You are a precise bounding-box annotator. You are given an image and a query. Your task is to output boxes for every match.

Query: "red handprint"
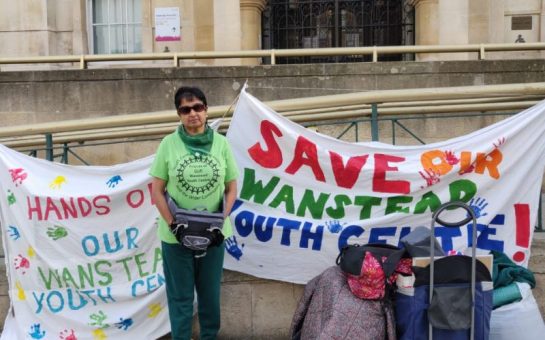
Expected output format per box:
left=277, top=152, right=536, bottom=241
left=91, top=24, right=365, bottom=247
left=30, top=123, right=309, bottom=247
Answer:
left=493, top=137, right=506, bottom=149
left=14, top=255, right=30, bottom=275
left=459, top=163, right=475, bottom=175
left=419, top=168, right=441, bottom=188
left=9, top=168, right=28, bottom=186
left=444, top=151, right=459, bottom=165
left=60, top=329, right=77, bottom=340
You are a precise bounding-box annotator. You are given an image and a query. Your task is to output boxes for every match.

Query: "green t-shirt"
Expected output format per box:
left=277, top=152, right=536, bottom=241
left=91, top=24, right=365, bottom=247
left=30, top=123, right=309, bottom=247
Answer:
left=149, top=129, right=239, bottom=243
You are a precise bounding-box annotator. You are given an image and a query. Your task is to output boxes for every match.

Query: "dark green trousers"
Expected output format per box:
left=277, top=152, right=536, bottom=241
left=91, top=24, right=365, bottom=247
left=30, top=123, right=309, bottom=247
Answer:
left=162, top=241, right=225, bottom=340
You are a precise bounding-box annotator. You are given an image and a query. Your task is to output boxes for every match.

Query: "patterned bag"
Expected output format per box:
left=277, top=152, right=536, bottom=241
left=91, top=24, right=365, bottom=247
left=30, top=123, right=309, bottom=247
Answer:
left=336, top=243, right=411, bottom=299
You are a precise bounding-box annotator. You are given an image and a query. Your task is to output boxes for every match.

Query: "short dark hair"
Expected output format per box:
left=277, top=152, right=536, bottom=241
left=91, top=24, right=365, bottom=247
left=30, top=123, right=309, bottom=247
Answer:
left=174, top=86, right=208, bottom=109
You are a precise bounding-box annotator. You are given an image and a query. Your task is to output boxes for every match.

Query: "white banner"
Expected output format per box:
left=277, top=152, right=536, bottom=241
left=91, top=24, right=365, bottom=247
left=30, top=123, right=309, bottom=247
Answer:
left=224, top=89, right=545, bottom=284
left=0, top=151, right=169, bottom=339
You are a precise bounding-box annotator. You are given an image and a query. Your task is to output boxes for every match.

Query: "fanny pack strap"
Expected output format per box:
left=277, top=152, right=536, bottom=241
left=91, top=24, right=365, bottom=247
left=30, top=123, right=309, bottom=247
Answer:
left=164, top=192, right=224, bottom=218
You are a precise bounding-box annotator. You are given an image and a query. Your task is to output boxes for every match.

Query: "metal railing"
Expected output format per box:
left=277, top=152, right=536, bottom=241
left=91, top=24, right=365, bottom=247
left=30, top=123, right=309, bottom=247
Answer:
left=2, top=43, right=545, bottom=70
left=0, top=82, right=543, bottom=230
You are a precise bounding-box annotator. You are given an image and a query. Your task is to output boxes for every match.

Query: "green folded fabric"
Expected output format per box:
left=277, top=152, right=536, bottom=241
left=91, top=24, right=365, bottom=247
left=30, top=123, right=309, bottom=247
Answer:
left=491, top=250, right=536, bottom=289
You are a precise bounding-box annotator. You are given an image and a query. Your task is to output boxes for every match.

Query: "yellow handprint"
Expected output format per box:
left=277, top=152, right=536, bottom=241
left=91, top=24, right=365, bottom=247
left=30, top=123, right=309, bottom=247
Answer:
left=15, top=281, right=25, bottom=300
left=92, top=329, right=107, bottom=340
left=147, top=303, right=163, bottom=318
left=49, top=176, right=67, bottom=189
left=27, top=246, right=35, bottom=258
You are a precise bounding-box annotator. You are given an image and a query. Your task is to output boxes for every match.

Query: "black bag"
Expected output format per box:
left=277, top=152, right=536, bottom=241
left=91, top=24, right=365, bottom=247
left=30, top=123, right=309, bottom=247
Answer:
left=165, top=192, right=224, bottom=254
left=336, top=243, right=406, bottom=277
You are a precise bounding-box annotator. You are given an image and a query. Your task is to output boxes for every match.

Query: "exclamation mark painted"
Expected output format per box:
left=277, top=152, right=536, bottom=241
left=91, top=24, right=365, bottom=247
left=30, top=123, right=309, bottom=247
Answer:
left=513, top=203, right=530, bottom=262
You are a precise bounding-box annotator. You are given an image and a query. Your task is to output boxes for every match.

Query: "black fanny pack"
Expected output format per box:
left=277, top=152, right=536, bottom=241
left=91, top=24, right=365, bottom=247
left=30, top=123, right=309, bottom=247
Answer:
left=165, top=193, right=225, bottom=254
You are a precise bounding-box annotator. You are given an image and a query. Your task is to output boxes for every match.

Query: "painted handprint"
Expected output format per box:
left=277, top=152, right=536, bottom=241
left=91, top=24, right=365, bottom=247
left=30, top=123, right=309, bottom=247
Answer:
left=106, top=175, right=123, bottom=188
left=8, top=225, right=20, bottom=240
left=47, top=225, right=68, bottom=240
left=493, top=137, right=506, bottom=149
left=14, top=254, right=30, bottom=274
left=7, top=190, right=16, bottom=205
left=60, top=329, right=77, bottom=340
left=9, top=168, right=28, bottom=186
left=468, top=197, right=489, bottom=219
left=28, top=246, right=36, bottom=258
left=325, top=220, right=344, bottom=233
left=459, top=163, right=475, bottom=175
left=15, top=281, right=26, bottom=300
left=147, top=303, right=163, bottom=318
left=89, top=310, right=109, bottom=329
left=114, top=317, right=133, bottom=331
left=419, top=168, right=440, bottom=188
left=92, top=329, right=107, bottom=340
left=444, top=151, right=459, bottom=165
left=28, top=323, right=46, bottom=339
left=49, top=175, right=67, bottom=189
left=225, top=236, right=244, bottom=261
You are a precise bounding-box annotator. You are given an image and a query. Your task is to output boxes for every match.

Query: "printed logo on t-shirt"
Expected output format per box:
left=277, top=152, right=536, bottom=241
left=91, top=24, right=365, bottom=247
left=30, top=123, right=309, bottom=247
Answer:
left=175, top=152, right=221, bottom=199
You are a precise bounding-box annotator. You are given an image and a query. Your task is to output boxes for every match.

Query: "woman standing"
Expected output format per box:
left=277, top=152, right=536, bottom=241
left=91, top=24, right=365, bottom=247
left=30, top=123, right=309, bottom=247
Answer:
left=149, top=86, right=239, bottom=339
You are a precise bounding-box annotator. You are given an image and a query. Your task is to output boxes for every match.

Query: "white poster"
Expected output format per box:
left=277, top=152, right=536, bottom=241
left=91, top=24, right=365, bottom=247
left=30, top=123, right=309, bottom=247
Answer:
left=155, top=7, right=180, bottom=42
left=0, top=152, right=170, bottom=339
left=224, top=89, right=545, bottom=284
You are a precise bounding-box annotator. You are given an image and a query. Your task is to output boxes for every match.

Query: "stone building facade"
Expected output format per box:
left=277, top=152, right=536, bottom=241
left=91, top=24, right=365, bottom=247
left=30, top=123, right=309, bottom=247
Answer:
left=1, top=0, right=545, bottom=66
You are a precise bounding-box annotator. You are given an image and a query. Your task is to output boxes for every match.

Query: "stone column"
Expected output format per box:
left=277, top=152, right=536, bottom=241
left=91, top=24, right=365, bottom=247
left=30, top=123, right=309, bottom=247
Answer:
left=411, top=0, right=439, bottom=61
left=72, top=0, right=89, bottom=55
left=540, top=0, right=545, bottom=58
left=240, top=0, right=267, bottom=65
left=438, top=0, right=469, bottom=60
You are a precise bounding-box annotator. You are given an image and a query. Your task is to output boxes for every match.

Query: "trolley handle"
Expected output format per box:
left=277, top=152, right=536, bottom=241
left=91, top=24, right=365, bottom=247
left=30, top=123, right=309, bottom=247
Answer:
left=432, top=201, right=476, bottom=228
left=428, top=200, right=477, bottom=340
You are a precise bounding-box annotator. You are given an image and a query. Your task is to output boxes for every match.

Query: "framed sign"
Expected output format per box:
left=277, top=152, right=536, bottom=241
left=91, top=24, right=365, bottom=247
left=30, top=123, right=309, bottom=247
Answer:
left=155, top=7, right=181, bottom=41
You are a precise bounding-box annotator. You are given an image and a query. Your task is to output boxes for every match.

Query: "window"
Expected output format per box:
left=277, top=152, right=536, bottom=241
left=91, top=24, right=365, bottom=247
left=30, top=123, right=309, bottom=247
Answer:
left=89, top=0, right=142, bottom=54
left=262, top=0, right=415, bottom=64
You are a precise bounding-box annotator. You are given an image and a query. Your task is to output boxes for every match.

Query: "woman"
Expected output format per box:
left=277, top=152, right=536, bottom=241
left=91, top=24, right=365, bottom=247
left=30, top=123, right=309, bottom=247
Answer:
left=149, top=86, right=239, bottom=339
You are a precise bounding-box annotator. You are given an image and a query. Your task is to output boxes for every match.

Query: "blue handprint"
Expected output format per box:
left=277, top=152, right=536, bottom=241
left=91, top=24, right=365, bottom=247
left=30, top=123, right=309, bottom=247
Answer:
left=114, top=317, right=133, bottom=331
left=325, top=220, right=344, bottom=234
left=468, top=197, right=488, bottom=219
left=8, top=225, right=20, bottom=240
left=28, top=323, right=46, bottom=339
left=225, top=236, right=244, bottom=260
left=106, top=175, right=123, bottom=188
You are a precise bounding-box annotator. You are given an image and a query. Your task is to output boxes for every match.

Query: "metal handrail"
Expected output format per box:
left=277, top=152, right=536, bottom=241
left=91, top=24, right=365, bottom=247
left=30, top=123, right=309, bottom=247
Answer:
left=2, top=43, right=545, bottom=69
left=1, top=82, right=545, bottom=140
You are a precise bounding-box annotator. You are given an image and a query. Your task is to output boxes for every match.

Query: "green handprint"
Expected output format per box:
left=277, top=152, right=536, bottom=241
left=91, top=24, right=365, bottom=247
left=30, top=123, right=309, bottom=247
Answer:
left=89, top=310, right=109, bottom=329
left=47, top=225, right=68, bottom=240
left=7, top=190, right=16, bottom=205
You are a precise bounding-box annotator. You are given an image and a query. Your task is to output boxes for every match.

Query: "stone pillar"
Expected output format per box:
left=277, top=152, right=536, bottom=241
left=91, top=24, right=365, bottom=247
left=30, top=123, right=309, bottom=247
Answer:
left=538, top=0, right=545, bottom=58
left=411, top=0, right=439, bottom=61
left=141, top=0, right=153, bottom=53
left=214, top=0, right=242, bottom=65
left=240, top=0, right=267, bottom=65
left=438, top=0, right=469, bottom=60
left=412, top=0, right=471, bottom=61
left=72, top=0, right=89, bottom=55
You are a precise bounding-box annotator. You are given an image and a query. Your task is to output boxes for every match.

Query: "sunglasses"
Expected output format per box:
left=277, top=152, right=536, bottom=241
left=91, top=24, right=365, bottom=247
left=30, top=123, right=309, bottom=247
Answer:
left=177, top=103, right=206, bottom=115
